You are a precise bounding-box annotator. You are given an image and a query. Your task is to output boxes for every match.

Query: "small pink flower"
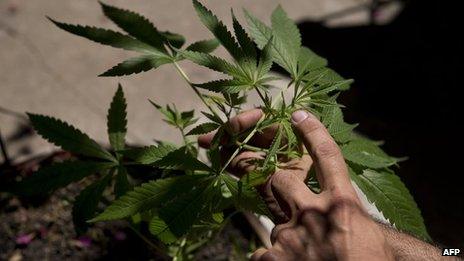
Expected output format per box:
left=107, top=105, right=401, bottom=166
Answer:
left=77, top=236, right=92, bottom=247
left=15, top=233, right=34, bottom=245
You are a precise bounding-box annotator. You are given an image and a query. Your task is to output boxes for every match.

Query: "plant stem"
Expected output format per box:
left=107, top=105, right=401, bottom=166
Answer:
left=0, top=130, right=10, bottom=166
left=172, top=62, right=222, bottom=123
left=179, top=128, right=195, bottom=154
left=221, top=114, right=265, bottom=173
left=291, top=80, right=302, bottom=107
left=241, top=143, right=267, bottom=152
left=255, top=88, right=268, bottom=108
left=127, top=224, right=168, bottom=257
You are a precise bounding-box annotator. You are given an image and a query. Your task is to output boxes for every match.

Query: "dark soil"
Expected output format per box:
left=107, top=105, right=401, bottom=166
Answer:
left=0, top=153, right=252, bottom=261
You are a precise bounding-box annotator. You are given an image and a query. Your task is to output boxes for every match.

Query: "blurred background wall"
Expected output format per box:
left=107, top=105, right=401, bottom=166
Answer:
left=0, top=0, right=376, bottom=160
left=1, top=0, right=462, bottom=248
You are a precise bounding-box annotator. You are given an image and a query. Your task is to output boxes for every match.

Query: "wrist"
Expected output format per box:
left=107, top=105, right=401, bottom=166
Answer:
left=376, top=222, right=447, bottom=261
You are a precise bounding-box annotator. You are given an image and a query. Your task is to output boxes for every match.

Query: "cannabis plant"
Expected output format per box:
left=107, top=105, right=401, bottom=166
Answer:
left=15, top=0, right=430, bottom=257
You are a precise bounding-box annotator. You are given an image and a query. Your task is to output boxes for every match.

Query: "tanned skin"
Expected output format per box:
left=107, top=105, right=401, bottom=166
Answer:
left=199, top=109, right=452, bottom=261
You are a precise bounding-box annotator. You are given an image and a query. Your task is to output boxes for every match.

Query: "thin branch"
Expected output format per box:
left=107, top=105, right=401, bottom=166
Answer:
left=127, top=224, right=169, bottom=258
left=221, top=114, right=265, bottom=173
left=0, top=130, right=10, bottom=166
left=172, top=62, right=223, bottom=123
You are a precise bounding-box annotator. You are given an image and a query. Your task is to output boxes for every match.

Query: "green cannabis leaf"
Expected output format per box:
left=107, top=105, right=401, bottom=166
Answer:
left=114, top=166, right=132, bottom=198
left=50, top=2, right=219, bottom=77
left=91, top=175, right=208, bottom=222
left=48, top=18, right=164, bottom=55
left=187, top=122, right=220, bottom=135
left=152, top=146, right=212, bottom=172
left=23, top=0, right=430, bottom=254
left=122, top=143, right=177, bottom=164
left=245, top=6, right=300, bottom=77
left=342, top=139, right=399, bottom=169
left=100, top=55, right=172, bottom=77
left=193, top=0, right=243, bottom=62
left=151, top=178, right=216, bottom=240
left=72, top=174, right=112, bottom=234
left=222, top=174, right=270, bottom=216
left=99, top=2, right=168, bottom=51
left=14, top=161, right=114, bottom=195
left=27, top=113, right=115, bottom=162
left=350, top=168, right=430, bottom=241
left=107, top=84, right=127, bottom=151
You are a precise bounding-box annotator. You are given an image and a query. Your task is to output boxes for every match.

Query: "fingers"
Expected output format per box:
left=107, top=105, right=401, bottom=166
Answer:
left=198, top=109, right=263, bottom=149
left=251, top=248, right=282, bottom=261
left=228, top=150, right=264, bottom=176
left=227, top=108, right=263, bottom=133
left=291, top=110, right=352, bottom=192
left=300, top=208, right=328, bottom=243
left=198, top=132, right=215, bottom=149
left=281, top=155, right=313, bottom=181
left=271, top=169, right=321, bottom=214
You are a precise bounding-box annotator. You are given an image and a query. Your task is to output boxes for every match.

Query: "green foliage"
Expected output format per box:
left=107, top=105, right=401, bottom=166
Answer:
left=152, top=146, right=212, bottom=172
left=47, top=17, right=164, bottom=57
left=100, top=55, right=172, bottom=77
left=245, top=6, right=300, bottom=77
left=186, top=39, right=220, bottom=53
left=342, top=139, right=399, bottom=169
left=186, top=122, right=220, bottom=135
left=150, top=100, right=198, bottom=129
left=22, top=0, right=430, bottom=256
left=14, top=161, right=114, bottom=196
left=107, top=84, right=127, bottom=151
left=49, top=2, right=219, bottom=77
left=99, top=2, right=167, bottom=51
left=221, top=174, right=270, bottom=216
left=350, top=169, right=430, bottom=241
left=321, top=105, right=358, bottom=143
left=114, top=166, right=132, bottom=198
left=123, top=143, right=177, bottom=164
left=21, top=86, right=135, bottom=234
left=73, top=174, right=112, bottom=234
left=193, top=0, right=242, bottom=61
left=27, top=113, right=115, bottom=162
left=150, top=178, right=215, bottom=239
left=91, top=175, right=209, bottom=222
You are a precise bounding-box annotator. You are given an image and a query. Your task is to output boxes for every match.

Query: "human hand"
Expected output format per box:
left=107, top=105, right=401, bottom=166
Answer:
left=199, top=109, right=394, bottom=260
left=198, top=108, right=313, bottom=222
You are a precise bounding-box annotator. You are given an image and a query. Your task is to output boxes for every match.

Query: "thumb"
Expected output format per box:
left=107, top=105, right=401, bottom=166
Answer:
left=291, top=110, right=352, bottom=192
left=291, top=110, right=327, bottom=153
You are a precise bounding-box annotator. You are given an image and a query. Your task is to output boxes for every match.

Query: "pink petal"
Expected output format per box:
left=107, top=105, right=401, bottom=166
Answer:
left=77, top=236, right=92, bottom=247
left=15, top=233, right=34, bottom=245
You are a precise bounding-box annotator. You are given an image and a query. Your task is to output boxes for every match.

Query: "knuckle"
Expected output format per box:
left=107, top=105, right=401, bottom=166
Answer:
left=271, top=171, right=304, bottom=193
left=228, top=117, right=242, bottom=133
left=275, top=228, right=297, bottom=243
left=300, top=208, right=324, bottom=224
left=313, top=141, right=341, bottom=160
left=270, top=224, right=285, bottom=243
left=271, top=171, right=294, bottom=187
left=330, top=196, right=358, bottom=213
left=261, top=251, right=279, bottom=261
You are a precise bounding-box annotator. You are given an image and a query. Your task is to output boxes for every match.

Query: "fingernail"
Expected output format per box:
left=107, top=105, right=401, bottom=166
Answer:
left=291, top=110, right=310, bottom=123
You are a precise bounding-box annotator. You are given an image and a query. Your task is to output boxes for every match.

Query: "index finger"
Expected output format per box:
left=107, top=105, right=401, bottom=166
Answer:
left=198, top=108, right=264, bottom=148
left=291, top=110, right=352, bottom=192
